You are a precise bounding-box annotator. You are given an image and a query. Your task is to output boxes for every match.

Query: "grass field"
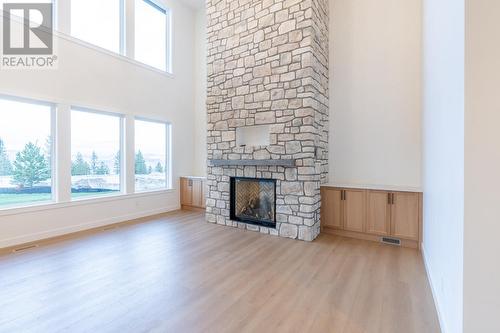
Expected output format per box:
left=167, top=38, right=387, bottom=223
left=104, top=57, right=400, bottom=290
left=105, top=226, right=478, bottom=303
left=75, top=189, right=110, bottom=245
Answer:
left=0, top=191, right=118, bottom=208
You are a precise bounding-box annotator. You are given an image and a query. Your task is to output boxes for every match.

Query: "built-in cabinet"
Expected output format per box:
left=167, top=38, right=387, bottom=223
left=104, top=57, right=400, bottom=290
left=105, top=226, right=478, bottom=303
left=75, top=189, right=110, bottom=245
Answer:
left=180, top=177, right=206, bottom=211
left=321, top=186, right=422, bottom=248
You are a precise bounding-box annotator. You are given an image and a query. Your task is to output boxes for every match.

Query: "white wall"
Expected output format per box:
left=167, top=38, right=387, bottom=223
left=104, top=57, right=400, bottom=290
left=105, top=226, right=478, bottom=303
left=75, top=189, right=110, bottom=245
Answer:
left=422, top=0, right=464, bottom=332
left=464, top=0, right=500, bottom=331
left=192, top=8, right=207, bottom=176
left=329, top=0, right=422, bottom=188
left=0, top=0, right=197, bottom=248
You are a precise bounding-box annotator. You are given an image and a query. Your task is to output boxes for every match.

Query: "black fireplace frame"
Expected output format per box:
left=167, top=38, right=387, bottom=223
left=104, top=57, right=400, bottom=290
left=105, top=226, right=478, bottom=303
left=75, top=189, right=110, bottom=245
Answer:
left=230, top=177, right=277, bottom=228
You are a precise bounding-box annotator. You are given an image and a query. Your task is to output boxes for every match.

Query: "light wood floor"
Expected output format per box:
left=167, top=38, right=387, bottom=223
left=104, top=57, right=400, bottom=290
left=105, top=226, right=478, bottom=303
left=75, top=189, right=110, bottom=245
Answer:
left=0, top=210, right=440, bottom=333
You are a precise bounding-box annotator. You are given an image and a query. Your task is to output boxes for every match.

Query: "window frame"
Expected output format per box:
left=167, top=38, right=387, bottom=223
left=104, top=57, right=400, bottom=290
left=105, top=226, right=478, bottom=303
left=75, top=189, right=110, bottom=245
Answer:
left=134, top=0, right=171, bottom=72
left=69, top=0, right=126, bottom=55
left=0, top=94, right=56, bottom=209
left=70, top=106, right=125, bottom=201
left=134, top=116, right=171, bottom=192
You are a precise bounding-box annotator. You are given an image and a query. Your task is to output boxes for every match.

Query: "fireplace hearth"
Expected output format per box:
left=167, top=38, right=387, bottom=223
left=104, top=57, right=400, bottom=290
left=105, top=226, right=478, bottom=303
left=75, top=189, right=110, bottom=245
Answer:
left=230, top=177, right=276, bottom=228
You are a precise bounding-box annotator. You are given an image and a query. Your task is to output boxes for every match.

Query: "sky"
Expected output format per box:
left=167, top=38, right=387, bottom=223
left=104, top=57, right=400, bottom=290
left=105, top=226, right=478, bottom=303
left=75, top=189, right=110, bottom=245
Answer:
left=71, top=0, right=121, bottom=53
left=0, top=98, right=51, bottom=159
left=71, top=109, right=120, bottom=162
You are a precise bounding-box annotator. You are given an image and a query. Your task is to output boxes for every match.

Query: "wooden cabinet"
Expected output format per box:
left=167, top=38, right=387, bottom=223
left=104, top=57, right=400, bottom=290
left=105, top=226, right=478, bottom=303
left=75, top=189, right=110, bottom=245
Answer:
left=180, top=177, right=206, bottom=210
left=321, top=186, right=422, bottom=249
left=367, top=191, right=391, bottom=236
left=391, top=192, right=419, bottom=241
left=321, top=188, right=343, bottom=229
left=321, top=189, right=366, bottom=232
left=181, top=178, right=193, bottom=206
left=343, top=189, right=366, bottom=232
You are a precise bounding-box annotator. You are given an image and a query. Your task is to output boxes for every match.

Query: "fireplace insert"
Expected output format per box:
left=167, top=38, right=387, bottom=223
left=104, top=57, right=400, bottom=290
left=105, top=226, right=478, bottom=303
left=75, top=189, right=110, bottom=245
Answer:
left=230, top=177, right=276, bottom=228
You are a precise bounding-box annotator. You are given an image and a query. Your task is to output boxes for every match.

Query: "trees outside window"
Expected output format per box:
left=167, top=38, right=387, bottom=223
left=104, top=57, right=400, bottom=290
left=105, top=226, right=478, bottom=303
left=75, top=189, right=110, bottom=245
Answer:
left=12, top=143, right=50, bottom=188
left=0, top=139, right=13, bottom=176
left=71, top=109, right=122, bottom=199
left=0, top=98, right=53, bottom=208
left=135, top=119, right=168, bottom=192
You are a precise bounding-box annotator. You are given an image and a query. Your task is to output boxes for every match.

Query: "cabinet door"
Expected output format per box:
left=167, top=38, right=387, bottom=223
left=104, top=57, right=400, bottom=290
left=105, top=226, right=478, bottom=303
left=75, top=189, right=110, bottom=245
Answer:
left=343, top=189, right=366, bottom=232
left=321, top=188, right=343, bottom=229
left=192, top=179, right=203, bottom=207
left=391, top=192, right=419, bottom=240
left=366, top=191, right=391, bottom=236
left=181, top=178, right=193, bottom=206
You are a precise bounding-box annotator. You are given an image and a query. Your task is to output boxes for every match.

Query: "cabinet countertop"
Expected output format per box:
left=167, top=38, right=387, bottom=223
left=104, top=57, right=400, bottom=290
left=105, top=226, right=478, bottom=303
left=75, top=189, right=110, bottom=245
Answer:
left=321, top=183, right=422, bottom=193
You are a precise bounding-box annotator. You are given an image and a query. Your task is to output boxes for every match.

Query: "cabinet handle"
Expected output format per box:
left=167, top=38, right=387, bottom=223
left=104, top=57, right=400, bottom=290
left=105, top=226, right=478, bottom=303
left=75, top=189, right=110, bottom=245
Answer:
left=392, top=193, right=395, bottom=205
left=343, top=190, right=347, bottom=201
left=388, top=193, right=392, bottom=205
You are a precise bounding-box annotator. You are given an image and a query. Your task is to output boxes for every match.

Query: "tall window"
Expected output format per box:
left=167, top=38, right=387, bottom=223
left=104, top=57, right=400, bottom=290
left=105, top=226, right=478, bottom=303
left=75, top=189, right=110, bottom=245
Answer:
left=71, top=0, right=123, bottom=53
left=0, top=97, right=53, bottom=208
left=135, top=119, right=168, bottom=192
left=135, top=0, right=168, bottom=71
left=71, top=109, right=122, bottom=199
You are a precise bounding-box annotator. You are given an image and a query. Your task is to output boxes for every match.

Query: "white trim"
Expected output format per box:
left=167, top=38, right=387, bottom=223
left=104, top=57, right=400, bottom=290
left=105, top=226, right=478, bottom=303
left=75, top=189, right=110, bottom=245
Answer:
left=0, top=89, right=172, bottom=123
left=421, top=244, right=447, bottom=333
left=49, top=103, right=56, bottom=202
left=0, top=188, right=176, bottom=217
left=0, top=203, right=179, bottom=249
left=71, top=105, right=125, bottom=119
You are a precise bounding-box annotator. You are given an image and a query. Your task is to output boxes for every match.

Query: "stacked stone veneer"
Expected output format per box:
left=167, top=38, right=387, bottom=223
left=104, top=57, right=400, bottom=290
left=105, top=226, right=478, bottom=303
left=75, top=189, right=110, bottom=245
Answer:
left=206, top=0, right=329, bottom=241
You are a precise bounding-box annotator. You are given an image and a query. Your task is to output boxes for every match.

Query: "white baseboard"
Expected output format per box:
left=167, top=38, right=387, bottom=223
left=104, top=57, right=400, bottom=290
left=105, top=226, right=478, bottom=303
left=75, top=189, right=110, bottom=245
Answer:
left=421, top=243, right=447, bottom=333
left=0, top=204, right=179, bottom=249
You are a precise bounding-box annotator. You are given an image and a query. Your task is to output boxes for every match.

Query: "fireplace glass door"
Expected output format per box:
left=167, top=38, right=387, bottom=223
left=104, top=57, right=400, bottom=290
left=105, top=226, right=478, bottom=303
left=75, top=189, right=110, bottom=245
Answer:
left=230, top=177, right=276, bottom=228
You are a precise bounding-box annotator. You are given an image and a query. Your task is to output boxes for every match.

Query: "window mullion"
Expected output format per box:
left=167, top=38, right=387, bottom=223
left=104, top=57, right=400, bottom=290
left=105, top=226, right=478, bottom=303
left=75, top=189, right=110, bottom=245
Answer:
left=124, top=115, right=135, bottom=194
left=125, top=0, right=135, bottom=59
left=55, top=104, right=72, bottom=203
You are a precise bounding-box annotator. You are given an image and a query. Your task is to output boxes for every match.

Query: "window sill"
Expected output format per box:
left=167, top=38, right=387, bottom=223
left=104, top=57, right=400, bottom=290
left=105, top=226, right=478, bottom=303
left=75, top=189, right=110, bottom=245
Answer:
left=54, top=31, right=174, bottom=78
left=0, top=189, right=176, bottom=217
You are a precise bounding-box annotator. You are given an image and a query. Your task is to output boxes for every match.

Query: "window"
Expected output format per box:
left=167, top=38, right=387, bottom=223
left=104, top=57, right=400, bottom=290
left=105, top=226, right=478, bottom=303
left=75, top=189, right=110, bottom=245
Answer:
left=0, top=97, right=53, bottom=208
left=71, top=109, right=122, bottom=199
left=135, top=0, right=169, bottom=71
left=71, top=0, right=123, bottom=53
left=135, top=119, right=169, bottom=192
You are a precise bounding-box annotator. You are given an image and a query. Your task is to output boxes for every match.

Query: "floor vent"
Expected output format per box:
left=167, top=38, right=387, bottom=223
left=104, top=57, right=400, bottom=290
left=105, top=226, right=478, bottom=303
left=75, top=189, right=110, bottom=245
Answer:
left=12, top=244, right=38, bottom=253
left=381, top=237, right=401, bottom=246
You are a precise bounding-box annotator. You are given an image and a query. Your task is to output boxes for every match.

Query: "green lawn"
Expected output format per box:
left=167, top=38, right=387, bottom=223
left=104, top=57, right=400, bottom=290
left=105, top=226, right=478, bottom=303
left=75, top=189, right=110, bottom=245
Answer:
left=0, top=193, right=52, bottom=207
left=0, top=191, right=118, bottom=208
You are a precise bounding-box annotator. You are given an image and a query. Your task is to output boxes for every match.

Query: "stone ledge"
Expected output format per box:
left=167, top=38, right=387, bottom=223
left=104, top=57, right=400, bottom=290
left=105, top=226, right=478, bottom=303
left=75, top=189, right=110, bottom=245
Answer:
left=209, top=159, right=296, bottom=167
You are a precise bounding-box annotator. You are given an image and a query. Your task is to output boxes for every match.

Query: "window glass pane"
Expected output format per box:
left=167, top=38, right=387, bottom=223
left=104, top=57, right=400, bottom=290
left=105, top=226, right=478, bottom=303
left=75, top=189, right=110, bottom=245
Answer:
left=135, top=0, right=167, bottom=71
left=71, top=110, right=121, bottom=199
left=0, top=98, right=53, bottom=208
left=71, top=0, right=121, bottom=53
left=135, top=119, right=167, bottom=192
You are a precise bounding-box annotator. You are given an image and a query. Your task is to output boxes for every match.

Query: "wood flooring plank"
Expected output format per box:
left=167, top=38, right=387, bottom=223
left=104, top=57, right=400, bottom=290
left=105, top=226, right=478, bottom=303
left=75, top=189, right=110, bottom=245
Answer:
left=0, top=210, right=440, bottom=333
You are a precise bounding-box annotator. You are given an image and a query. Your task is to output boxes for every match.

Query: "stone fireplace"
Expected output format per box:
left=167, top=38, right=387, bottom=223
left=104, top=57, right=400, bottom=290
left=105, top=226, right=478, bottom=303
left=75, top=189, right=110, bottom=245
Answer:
left=206, top=0, right=329, bottom=241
